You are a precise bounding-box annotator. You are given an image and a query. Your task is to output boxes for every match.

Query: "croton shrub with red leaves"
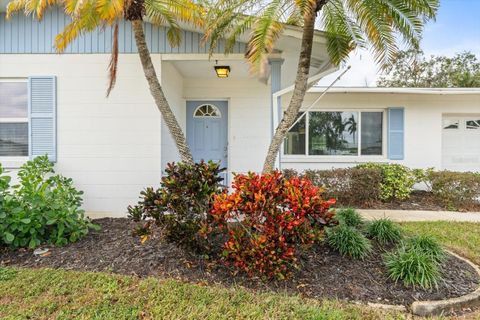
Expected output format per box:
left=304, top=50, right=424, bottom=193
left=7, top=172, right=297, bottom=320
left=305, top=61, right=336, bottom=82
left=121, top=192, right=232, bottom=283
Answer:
left=210, top=171, right=336, bottom=280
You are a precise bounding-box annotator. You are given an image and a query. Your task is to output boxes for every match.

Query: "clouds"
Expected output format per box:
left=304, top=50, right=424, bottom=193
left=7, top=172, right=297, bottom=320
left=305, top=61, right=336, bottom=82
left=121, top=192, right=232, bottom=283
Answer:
left=317, top=0, right=480, bottom=87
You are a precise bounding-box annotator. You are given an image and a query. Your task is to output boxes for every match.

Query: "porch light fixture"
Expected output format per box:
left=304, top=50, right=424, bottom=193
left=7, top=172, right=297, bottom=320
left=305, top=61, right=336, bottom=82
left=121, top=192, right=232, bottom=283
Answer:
left=214, top=61, right=230, bottom=78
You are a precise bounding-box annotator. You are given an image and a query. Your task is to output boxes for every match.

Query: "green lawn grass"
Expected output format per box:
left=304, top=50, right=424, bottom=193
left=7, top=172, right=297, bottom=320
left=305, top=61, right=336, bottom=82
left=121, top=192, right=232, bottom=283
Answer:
left=0, top=221, right=479, bottom=319
left=401, top=221, right=480, bottom=265
left=0, top=267, right=403, bottom=320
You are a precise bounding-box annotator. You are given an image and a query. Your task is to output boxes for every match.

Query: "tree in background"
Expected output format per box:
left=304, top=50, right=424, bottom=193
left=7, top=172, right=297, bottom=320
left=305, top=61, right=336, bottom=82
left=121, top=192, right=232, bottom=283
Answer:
left=7, top=0, right=202, bottom=165
left=378, top=49, right=480, bottom=87
left=204, top=0, right=439, bottom=172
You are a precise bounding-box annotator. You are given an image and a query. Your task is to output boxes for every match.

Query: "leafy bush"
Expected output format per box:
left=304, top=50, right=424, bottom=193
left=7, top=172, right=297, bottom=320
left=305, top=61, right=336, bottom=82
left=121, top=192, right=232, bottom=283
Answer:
left=335, top=208, right=364, bottom=228
left=128, top=161, right=225, bottom=251
left=285, top=167, right=382, bottom=206
left=326, top=224, right=372, bottom=259
left=0, top=156, right=96, bottom=249
left=384, top=245, right=441, bottom=289
left=406, top=235, right=445, bottom=263
left=210, top=171, right=336, bottom=279
left=366, top=219, right=403, bottom=245
left=425, top=171, right=480, bottom=210
left=356, top=163, right=418, bottom=201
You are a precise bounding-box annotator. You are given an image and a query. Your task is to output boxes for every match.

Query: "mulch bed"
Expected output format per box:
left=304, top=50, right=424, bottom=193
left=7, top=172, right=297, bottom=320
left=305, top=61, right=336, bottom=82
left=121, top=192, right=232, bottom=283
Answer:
left=1, top=218, right=479, bottom=309
left=353, top=190, right=480, bottom=212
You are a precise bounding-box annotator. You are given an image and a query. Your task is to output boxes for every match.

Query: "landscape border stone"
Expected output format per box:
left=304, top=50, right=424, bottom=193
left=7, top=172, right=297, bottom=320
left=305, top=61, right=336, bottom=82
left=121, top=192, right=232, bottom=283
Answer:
left=410, top=250, right=480, bottom=317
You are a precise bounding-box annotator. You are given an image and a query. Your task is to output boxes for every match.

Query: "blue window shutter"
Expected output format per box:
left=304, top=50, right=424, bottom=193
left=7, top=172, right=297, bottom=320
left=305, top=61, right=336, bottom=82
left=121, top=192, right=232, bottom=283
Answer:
left=28, top=76, right=57, bottom=162
left=387, top=107, right=404, bottom=160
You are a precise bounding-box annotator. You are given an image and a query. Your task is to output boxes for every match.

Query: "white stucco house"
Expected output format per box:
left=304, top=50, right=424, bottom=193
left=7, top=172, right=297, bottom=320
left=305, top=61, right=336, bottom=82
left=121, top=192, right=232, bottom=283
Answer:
left=1, top=7, right=479, bottom=216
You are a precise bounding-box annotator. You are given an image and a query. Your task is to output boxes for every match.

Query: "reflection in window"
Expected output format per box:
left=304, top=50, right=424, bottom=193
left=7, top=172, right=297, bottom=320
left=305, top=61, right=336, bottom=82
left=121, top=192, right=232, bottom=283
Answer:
left=443, top=119, right=459, bottom=129
left=284, top=114, right=306, bottom=155
left=309, top=112, right=358, bottom=156
left=194, top=104, right=221, bottom=118
left=0, top=81, right=29, bottom=157
left=0, top=123, right=28, bottom=156
left=0, top=82, right=28, bottom=118
left=361, top=112, right=383, bottom=155
left=466, top=120, right=480, bottom=130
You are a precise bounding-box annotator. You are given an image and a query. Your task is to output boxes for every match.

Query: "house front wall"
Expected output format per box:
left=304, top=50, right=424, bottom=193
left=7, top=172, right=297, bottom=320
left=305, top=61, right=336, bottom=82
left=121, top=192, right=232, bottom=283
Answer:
left=281, top=92, right=480, bottom=172
left=0, top=53, right=273, bottom=216
left=0, top=54, right=164, bottom=216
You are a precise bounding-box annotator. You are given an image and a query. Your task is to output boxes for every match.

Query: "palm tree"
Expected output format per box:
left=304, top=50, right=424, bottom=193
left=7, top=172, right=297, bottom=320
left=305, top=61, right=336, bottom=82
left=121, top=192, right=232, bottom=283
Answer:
left=7, top=0, right=202, bottom=165
left=345, top=114, right=357, bottom=144
left=204, top=0, right=439, bottom=172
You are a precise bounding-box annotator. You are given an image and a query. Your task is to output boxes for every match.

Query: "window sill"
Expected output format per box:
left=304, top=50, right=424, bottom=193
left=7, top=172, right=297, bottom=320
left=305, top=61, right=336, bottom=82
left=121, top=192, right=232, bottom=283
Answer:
left=281, top=156, right=388, bottom=164
left=0, top=157, right=29, bottom=169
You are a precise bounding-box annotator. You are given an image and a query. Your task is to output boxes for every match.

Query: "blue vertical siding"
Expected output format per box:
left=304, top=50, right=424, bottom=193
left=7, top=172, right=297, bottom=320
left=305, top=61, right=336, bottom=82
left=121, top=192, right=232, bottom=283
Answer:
left=0, top=7, right=247, bottom=54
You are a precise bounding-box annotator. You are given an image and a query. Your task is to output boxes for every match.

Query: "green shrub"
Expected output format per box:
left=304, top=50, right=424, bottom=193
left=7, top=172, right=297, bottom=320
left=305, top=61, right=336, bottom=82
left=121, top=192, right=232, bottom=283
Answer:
left=425, top=171, right=480, bottom=210
left=128, top=161, right=225, bottom=252
left=357, top=163, right=418, bottom=201
left=366, top=219, right=403, bottom=245
left=384, top=245, right=441, bottom=289
left=335, top=208, right=364, bottom=228
left=289, top=167, right=383, bottom=206
left=406, top=235, right=445, bottom=263
left=0, top=156, right=97, bottom=249
left=326, top=225, right=372, bottom=259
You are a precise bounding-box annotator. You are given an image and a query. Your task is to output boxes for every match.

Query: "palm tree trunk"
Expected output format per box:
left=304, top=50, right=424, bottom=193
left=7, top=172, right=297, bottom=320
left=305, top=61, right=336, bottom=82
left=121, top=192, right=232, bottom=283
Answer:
left=131, top=20, right=194, bottom=165
left=262, top=2, right=323, bottom=172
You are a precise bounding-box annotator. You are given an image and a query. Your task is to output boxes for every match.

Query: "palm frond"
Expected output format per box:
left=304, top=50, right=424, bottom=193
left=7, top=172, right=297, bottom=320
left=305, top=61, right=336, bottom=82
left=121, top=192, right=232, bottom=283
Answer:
left=321, top=0, right=365, bottom=65
left=5, top=0, right=28, bottom=19
left=245, top=0, right=285, bottom=73
left=6, top=0, right=57, bottom=19
left=144, top=0, right=204, bottom=47
left=96, top=0, right=124, bottom=22
left=107, top=23, right=119, bottom=97
left=54, top=1, right=100, bottom=52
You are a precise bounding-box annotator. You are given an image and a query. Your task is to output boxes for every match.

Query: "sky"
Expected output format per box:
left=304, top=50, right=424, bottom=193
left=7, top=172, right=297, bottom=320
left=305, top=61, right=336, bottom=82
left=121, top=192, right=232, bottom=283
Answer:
left=317, top=0, right=480, bottom=87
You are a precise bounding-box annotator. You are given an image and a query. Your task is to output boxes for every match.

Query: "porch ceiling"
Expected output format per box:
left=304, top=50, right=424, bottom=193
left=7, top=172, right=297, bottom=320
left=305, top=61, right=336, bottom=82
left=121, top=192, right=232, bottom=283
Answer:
left=172, top=59, right=253, bottom=79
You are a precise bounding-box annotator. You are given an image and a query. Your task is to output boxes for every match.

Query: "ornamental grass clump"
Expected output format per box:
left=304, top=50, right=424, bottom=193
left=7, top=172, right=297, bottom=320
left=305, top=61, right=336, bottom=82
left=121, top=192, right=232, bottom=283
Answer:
left=384, top=245, right=441, bottom=289
left=335, top=208, right=364, bottom=228
left=385, top=235, right=445, bottom=289
left=366, top=218, right=403, bottom=245
left=406, top=235, right=445, bottom=263
left=210, top=171, right=336, bottom=280
left=326, top=224, right=372, bottom=259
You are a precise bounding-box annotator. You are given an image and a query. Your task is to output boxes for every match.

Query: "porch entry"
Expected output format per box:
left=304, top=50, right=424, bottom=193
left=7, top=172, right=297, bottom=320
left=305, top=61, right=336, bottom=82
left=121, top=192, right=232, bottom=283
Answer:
left=186, top=100, right=228, bottom=182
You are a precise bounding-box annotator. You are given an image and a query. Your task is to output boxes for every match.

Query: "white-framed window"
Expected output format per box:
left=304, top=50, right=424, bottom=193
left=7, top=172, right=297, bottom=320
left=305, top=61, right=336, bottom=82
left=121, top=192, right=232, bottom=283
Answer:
left=0, top=79, right=29, bottom=158
left=284, top=110, right=385, bottom=157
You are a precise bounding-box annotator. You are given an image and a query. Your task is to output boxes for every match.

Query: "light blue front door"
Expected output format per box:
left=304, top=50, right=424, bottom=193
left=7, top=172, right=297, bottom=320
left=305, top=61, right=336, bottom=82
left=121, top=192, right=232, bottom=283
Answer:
left=186, top=101, right=228, bottom=172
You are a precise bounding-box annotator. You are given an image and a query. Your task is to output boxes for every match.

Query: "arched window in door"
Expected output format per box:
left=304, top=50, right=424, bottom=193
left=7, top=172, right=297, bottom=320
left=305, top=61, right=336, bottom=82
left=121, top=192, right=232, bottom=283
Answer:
left=193, top=104, right=221, bottom=118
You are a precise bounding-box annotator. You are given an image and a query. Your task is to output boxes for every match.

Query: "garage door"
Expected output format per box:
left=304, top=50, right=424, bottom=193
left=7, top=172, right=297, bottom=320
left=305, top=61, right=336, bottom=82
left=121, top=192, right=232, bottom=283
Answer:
left=442, top=116, right=480, bottom=172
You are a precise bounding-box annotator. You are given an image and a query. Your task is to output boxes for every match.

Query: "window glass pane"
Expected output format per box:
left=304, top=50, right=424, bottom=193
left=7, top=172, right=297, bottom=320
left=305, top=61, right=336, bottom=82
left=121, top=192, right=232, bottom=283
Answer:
left=0, top=82, right=28, bottom=118
left=361, top=112, right=383, bottom=155
left=443, top=119, right=459, bottom=129
left=466, top=119, right=480, bottom=130
left=284, top=114, right=306, bottom=155
left=309, top=112, right=358, bottom=156
left=0, top=123, right=29, bottom=156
